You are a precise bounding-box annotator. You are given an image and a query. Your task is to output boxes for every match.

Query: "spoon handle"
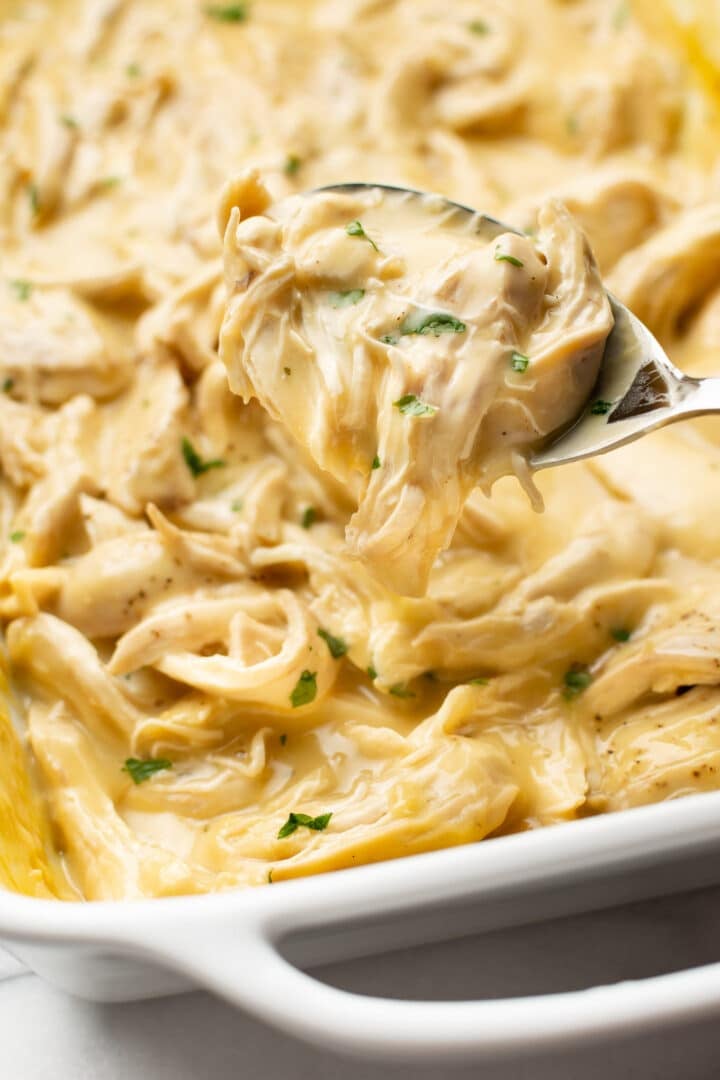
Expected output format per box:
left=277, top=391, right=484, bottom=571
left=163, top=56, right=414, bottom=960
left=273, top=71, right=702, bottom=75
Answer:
left=674, top=376, right=720, bottom=420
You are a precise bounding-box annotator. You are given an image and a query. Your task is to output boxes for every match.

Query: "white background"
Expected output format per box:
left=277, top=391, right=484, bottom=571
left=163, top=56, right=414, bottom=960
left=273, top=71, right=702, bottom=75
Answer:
left=3, top=885, right=720, bottom=1079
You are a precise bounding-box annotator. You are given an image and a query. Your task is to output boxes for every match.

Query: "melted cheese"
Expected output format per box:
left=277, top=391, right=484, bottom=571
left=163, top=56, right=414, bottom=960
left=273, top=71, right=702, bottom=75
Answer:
left=1, top=0, right=720, bottom=900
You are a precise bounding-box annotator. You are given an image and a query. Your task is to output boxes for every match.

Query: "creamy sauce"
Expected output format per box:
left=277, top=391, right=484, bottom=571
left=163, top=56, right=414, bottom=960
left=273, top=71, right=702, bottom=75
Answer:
left=220, top=182, right=612, bottom=594
left=0, top=0, right=720, bottom=900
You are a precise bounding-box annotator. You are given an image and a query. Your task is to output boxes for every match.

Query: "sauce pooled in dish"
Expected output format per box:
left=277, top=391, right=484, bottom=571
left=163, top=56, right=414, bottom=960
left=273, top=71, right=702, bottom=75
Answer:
left=1, top=0, right=720, bottom=901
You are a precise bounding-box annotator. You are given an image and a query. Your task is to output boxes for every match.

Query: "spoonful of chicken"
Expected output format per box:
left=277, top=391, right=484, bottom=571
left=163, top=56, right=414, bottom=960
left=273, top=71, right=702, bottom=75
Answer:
left=318, top=184, right=714, bottom=472
left=218, top=175, right=705, bottom=594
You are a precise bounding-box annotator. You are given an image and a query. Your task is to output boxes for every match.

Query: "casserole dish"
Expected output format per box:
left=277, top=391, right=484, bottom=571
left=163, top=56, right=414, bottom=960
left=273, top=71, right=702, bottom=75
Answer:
left=3, top=0, right=720, bottom=1064
left=4, top=792, right=720, bottom=1064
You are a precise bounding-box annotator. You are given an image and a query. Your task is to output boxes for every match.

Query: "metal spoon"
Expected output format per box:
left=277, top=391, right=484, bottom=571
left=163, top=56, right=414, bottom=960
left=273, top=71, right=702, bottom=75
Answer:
left=316, top=183, right=719, bottom=471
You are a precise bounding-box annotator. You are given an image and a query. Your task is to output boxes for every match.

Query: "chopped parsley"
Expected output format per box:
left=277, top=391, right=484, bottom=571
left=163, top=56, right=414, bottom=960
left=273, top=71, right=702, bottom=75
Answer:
left=590, top=399, right=614, bottom=415
left=510, top=351, right=529, bottom=373
left=277, top=810, right=332, bottom=839
left=230, top=498, right=243, bottom=512
left=9, top=279, right=32, bottom=301
left=267, top=869, right=274, bottom=883
left=99, top=175, right=122, bottom=189
left=328, top=288, right=365, bottom=308
left=122, top=757, right=172, bottom=785
left=367, top=664, right=378, bottom=680
left=290, top=669, right=317, bottom=708
left=318, top=628, right=348, bottom=659
left=346, top=219, right=378, bottom=251
left=399, top=310, right=467, bottom=337
left=181, top=437, right=226, bottom=476
left=389, top=683, right=415, bottom=698
left=2, top=378, right=14, bottom=393
left=205, top=3, right=249, bottom=22
left=126, top=62, right=142, bottom=77
left=9, top=531, right=25, bottom=543
left=468, top=19, right=489, bottom=34
left=563, top=667, right=592, bottom=699
left=284, top=153, right=302, bottom=177
left=279, top=733, right=287, bottom=746
left=494, top=248, right=524, bottom=268
left=380, top=333, right=398, bottom=345
left=468, top=677, right=489, bottom=686
left=394, top=394, right=437, bottom=417
left=611, top=627, right=632, bottom=643
left=59, top=114, right=79, bottom=130
left=371, top=454, right=381, bottom=470
left=565, top=113, right=579, bottom=137
left=301, top=506, right=317, bottom=529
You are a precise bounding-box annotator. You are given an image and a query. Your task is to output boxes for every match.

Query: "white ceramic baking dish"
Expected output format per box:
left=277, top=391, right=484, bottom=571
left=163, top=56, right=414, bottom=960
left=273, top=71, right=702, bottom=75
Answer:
left=3, top=792, right=720, bottom=1063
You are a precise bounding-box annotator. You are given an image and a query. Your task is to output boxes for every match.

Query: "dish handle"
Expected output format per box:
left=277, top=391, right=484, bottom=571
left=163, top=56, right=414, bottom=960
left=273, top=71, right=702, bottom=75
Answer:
left=143, top=905, right=720, bottom=1063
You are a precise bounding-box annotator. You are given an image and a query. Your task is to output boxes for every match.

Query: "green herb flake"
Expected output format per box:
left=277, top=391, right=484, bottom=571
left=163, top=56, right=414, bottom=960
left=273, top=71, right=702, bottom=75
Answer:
left=611, top=627, right=632, bottom=643
left=400, top=310, right=466, bottom=336
left=468, top=19, right=489, bottom=34
left=125, top=62, right=142, bottom=77
left=27, top=183, right=39, bottom=217
left=9, top=531, right=25, bottom=543
left=328, top=288, right=365, bottom=309
left=279, top=733, right=287, bottom=746
left=346, top=220, right=379, bottom=251
left=277, top=810, right=332, bottom=839
left=290, top=669, right=317, bottom=708
left=510, top=350, right=529, bottom=373
left=283, top=153, right=301, bottom=176
left=566, top=113, right=579, bottom=136
left=318, top=628, right=348, bottom=659
left=468, top=677, right=489, bottom=686
left=267, top=868, right=274, bottom=883
left=205, top=3, right=249, bottom=22
left=59, top=114, right=79, bottom=130
left=371, top=454, right=381, bottom=470
left=122, top=757, right=172, bottom=785
left=613, top=1, right=630, bottom=30
left=394, top=394, right=437, bottom=417
left=231, top=498, right=243, bottom=512
left=2, top=378, right=14, bottom=393
left=181, top=437, right=226, bottom=477
left=367, top=664, right=378, bottom=680
left=99, top=175, right=122, bottom=189
left=494, top=248, right=524, bottom=268
left=563, top=667, right=592, bottom=699
left=301, top=506, right=317, bottom=529
left=389, top=683, right=415, bottom=699
left=590, top=399, right=614, bottom=415
left=381, top=333, right=398, bottom=345
left=9, top=279, right=32, bottom=301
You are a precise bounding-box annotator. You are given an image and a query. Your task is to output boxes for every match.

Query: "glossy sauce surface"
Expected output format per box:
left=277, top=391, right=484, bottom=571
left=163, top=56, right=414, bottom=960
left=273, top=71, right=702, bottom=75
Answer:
left=0, top=0, right=720, bottom=899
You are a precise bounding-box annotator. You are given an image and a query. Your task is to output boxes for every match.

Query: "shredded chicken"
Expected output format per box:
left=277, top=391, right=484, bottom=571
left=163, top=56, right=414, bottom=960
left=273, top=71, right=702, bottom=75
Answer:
left=221, top=182, right=612, bottom=594
left=1, top=0, right=720, bottom=900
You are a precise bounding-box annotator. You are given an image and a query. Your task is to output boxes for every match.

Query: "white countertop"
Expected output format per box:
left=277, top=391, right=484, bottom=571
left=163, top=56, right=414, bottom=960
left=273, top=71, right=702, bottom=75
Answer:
left=3, top=886, right=720, bottom=1079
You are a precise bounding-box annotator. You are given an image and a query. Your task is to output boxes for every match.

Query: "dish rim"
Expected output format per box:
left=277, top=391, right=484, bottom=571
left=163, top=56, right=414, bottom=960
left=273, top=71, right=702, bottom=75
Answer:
left=4, top=790, right=720, bottom=1061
